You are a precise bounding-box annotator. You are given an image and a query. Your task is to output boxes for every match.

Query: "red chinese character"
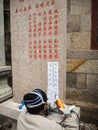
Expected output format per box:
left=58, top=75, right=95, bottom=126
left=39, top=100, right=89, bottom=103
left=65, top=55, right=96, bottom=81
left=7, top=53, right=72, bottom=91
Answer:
left=33, top=24, right=37, bottom=28
left=44, top=50, right=47, bottom=53
left=43, top=45, right=47, bottom=48
left=29, top=16, right=32, bottom=20
left=54, top=54, right=58, bottom=59
left=51, top=0, right=55, bottom=5
left=43, top=32, right=47, bottom=36
left=49, top=49, right=52, bottom=53
left=33, top=28, right=36, bottom=32
left=29, top=50, right=32, bottom=53
left=29, top=28, right=32, bottom=32
left=44, top=40, right=47, bottom=44
left=54, top=20, right=58, bottom=24
left=29, top=55, right=32, bottom=59
left=49, top=44, right=52, bottom=48
left=28, top=21, right=32, bottom=25
left=40, top=2, right=44, bottom=8
left=29, top=14, right=32, bottom=17
left=43, top=11, right=46, bottom=15
left=36, top=4, right=39, bottom=8
left=49, top=10, right=53, bottom=15
left=46, top=2, right=50, bottom=6
left=39, top=50, right=42, bottom=53
left=54, top=15, right=58, bottom=19
left=38, top=28, right=41, bottom=31
left=44, top=54, right=47, bottom=58
left=38, top=45, right=41, bottom=48
left=15, top=9, right=18, bottom=13
left=34, top=40, right=37, bottom=44
left=48, top=26, right=52, bottom=30
left=38, top=12, right=42, bottom=16
left=43, top=16, right=47, bottom=21
left=34, top=55, right=37, bottom=58
left=54, top=25, right=58, bottom=30
left=43, top=22, right=47, bottom=25
left=19, top=0, right=24, bottom=2
left=49, top=16, right=52, bottom=20
left=28, top=5, right=32, bottom=10
left=48, top=21, right=52, bottom=25
left=49, top=54, right=52, bottom=59
left=54, top=44, right=58, bottom=48
left=48, top=31, right=52, bottom=35
left=54, top=9, right=59, bottom=14
left=34, top=50, right=37, bottom=54
left=34, top=33, right=37, bottom=37
left=24, top=7, right=27, bottom=11
left=34, top=16, right=36, bottom=20
left=38, top=22, right=42, bottom=26
left=38, top=33, right=41, bottom=36
left=29, top=34, right=32, bottom=37
left=33, top=13, right=36, bottom=16
left=54, top=49, right=58, bottom=53
left=54, top=39, right=58, bottom=43
left=39, top=40, right=41, bottom=44
left=43, top=27, right=47, bottom=31
left=54, top=30, right=58, bottom=35
left=19, top=8, right=23, bottom=13
left=39, top=54, right=42, bottom=58
left=48, top=39, right=52, bottom=43
left=29, top=25, right=32, bottom=28
left=33, top=20, right=36, bottom=24
left=29, top=41, right=32, bottom=45
left=33, top=45, right=37, bottom=49
left=29, top=46, right=32, bottom=49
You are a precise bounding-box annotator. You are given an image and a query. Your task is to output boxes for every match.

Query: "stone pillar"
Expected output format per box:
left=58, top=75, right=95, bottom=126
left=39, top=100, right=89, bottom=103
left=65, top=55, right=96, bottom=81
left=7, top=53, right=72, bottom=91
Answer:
left=11, top=0, right=67, bottom=103
left=0, top=0, right=12, bottom=102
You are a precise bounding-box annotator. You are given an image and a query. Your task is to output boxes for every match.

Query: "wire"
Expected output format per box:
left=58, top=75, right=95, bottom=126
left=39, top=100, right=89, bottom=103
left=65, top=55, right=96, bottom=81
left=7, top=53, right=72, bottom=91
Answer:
left=59, top=115, right=66, bottom=124
left=80, top=123, right=97, bottom=130
left=71, top=110, right=80, bottom=123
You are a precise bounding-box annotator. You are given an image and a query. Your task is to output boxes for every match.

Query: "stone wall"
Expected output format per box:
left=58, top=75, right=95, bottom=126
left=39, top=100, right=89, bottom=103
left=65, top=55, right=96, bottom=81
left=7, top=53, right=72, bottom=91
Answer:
left=66, top=0, right=98, bottom=125
left=67, top=0, right=91, bottom=50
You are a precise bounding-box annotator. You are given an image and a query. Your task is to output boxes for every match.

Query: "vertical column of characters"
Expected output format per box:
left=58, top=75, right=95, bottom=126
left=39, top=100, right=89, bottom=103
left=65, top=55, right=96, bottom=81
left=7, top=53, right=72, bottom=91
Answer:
left=28, top=14, right=33, bottom=59
left=38, top=40, right=42, bottom=58
left=53, top=9, right=59, bottom=59
left=43, top=10, right=48, bottom=59
left=43, top=39, right=47, bottom=58
left=48, top=9, right=53, bottom=59
left=48, top=39, right=53, bottom=59
left=33, top=13, right=37, bottom=59
left=37, top=11, right=42, bottom=59
left=54, top=38, right=58, bottom=59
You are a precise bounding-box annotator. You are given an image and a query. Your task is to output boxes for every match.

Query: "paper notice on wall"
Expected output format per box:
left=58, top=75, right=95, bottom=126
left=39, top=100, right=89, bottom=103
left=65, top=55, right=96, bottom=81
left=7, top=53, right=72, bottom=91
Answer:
left=47, top=62, right=59, bottom=105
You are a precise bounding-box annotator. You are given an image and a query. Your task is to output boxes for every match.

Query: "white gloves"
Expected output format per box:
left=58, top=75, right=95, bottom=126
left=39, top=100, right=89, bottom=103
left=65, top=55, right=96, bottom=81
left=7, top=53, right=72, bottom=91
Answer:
left=59, top=105, right=75, bottom=115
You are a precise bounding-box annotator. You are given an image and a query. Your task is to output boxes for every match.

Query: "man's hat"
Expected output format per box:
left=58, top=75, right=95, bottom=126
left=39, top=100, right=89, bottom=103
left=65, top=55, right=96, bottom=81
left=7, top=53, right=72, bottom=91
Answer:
left=23, top=89, right=47, bottom=109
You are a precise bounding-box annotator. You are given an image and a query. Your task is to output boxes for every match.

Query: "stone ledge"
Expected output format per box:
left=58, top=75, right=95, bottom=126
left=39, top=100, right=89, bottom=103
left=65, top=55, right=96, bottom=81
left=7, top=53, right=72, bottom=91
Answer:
left=0, top=98, right=22, bottom=120
left=0, top=98, right=80, bottom=121
left=0, top=66, right=11, bottom=72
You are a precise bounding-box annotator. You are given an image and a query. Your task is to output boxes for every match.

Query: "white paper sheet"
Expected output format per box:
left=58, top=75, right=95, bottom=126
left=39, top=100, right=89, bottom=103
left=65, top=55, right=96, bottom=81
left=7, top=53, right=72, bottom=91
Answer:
left=47, top=62, right=59, bottom=105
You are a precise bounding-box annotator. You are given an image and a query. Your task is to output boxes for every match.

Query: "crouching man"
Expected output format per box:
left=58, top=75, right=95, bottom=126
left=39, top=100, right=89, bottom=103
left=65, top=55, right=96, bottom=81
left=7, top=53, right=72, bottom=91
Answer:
left=17, top=89, right=79, bottom=130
